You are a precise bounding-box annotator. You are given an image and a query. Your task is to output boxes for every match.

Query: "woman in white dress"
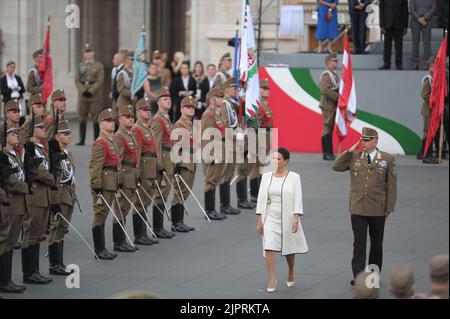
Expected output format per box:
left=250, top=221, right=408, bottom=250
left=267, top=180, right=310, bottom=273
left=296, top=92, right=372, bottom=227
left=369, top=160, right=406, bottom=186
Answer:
left=256, top=148, right=308, bottom=292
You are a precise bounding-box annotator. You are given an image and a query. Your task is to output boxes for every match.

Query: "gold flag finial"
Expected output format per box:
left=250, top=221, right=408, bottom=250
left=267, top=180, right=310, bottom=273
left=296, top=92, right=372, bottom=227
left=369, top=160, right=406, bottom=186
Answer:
left=141, top=25, right=146, bottom=32
left=47, top=15, right=50, bottom=26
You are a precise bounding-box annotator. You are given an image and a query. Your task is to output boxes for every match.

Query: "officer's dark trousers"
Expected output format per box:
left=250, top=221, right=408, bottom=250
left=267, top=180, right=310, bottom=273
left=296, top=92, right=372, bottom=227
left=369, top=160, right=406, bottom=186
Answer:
left=351, top=214, right=385, bottom=278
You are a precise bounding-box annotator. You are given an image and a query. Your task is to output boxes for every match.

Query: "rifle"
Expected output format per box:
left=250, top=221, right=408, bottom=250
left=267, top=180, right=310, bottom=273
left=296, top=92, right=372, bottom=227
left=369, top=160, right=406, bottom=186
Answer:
left=0, top=109, right=19, bottom=198
left=23, top=104, right=36, bottom=194
left=48, top=108, right=66, bottom=177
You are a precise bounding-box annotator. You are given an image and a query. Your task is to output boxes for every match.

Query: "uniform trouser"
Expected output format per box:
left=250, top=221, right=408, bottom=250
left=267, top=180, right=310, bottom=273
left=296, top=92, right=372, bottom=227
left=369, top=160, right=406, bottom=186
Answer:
left=21, top=206, right=49, bottom=249
left=48, top=204, right=74, bottom=245
left=411, top=19, right=432, bottom=64
left=351, top=214, right=385, bottom=278
left=221, top=163, right=236, bottom=185
left=171, top=167, right=196, bottom=206
left=321, top=109, right=336, bottom=137
left=153, top=151, right=174, bottom=204
left=92, top=190, right=116, bottom=228
left=77, top=98, right=101, bottom=123
left=137, top=178, right=155, bottom=211
left=115, top=187, right=137, bottom=224
left=203, top=162, right=225, bottom=192
left=0, top=213, right=23, bottom=255
left=423, top=114, right=430, bottom=139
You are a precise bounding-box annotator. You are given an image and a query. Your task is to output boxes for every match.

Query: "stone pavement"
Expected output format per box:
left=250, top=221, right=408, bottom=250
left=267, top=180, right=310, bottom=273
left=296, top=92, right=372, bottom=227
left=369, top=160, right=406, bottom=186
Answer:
left=2, top=120, right=448, bottom=299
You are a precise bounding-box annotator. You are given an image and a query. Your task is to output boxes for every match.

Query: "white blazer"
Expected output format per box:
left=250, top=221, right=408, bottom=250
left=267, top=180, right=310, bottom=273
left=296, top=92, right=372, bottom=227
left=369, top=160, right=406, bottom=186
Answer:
left=256, top=171, right=309, bottom=256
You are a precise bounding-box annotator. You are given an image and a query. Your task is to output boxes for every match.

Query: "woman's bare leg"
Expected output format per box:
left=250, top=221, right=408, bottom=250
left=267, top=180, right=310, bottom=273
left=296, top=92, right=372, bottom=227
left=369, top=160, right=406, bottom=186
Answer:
left=265, top=250, right=277, bottom=288
left=285, top=254, right=296, bottom=282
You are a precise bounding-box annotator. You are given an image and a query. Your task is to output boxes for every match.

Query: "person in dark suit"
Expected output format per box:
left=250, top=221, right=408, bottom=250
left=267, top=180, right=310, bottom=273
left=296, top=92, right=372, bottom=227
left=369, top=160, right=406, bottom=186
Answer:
left=1, top=61, right=25, bottom=107
left=348, top=0, right=370, bottom=54
left=170, top=62, right=196, bottom=122
left=379, top=0, right=409, bottom=70
left=198, top=64, right=217, bottom=120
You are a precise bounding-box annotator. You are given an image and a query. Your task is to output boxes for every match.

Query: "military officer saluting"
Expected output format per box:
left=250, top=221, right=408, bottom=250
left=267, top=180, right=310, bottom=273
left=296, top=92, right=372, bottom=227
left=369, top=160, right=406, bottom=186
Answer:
left=90, top=108, right=120, bottom=260
left=171, top=96, right=197, bottom=232
left=131, top=98, right=159, bottom=244
left=45, top=89, right=67, bottom=141
left=26, top=49, right=43, bottom=95
left=116, top=52, right=134, bottom=109
left=47, top=120, right=76, bottom=276
left=319, top=53, right=339, bottom=161
left=0, top=125, right=28, bottom=293
left=201, top=87, right=228, bottom=221
left=150, top=87, right=176, bottom=238
left=218, top=78, right=241, bottom=216
left=112, top=105, right=141, bottom=251
left=332, top=127, right=397, bottom=286
left=75, top=43, right=105, bottom=145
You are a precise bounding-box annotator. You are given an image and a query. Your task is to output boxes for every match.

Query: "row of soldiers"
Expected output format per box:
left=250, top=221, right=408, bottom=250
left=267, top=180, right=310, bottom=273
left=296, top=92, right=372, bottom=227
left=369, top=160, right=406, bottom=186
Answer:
left=89, top=75, right=273, bottom=259
left=0, top=89, right=76, bottom=293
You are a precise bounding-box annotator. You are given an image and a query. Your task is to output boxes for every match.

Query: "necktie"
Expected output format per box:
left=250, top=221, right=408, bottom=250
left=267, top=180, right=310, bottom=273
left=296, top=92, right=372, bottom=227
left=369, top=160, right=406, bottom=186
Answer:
left=367, top=154, right=371, bottom=165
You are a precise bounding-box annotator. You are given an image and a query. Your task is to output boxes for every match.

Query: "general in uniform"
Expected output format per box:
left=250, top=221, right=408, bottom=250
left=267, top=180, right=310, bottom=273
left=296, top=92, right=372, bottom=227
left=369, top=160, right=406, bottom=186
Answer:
left=113, top=105, right=141, bottom=252
left=171, top=96, right=197, bottom=232
left=0, top=125, right=28, bottom=293
left=75, top=43, right=105, bottom=145
left=319, top=53, right=339, bottom=161
left=90, top=108, right=119, bottom=260
left=150, top=87, right=176, bottom=238
left=201, top=87, right=227, bottom=220
left=47, top=120, right=76, bottom=276
left=132, top=98, right=159, bottom=245
left=332, top=127, right=397, bottom=285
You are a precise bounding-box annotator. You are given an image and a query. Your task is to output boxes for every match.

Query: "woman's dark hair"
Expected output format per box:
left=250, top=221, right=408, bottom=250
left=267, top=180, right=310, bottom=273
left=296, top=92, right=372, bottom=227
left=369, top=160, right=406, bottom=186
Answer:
left=193, top=61, right=204, bottom=74
left=277, top=147, right=290, bottom=161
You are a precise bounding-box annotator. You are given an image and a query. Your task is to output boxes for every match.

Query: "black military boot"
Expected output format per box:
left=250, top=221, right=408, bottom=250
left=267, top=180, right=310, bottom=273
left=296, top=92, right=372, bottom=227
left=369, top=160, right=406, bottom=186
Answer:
left=93, top=122, right=100, bottom=140
left=178, top=203, right=195, bottom=231
left=76, top=122, right=86, bottom=146
left=33, top=243, right=53, bottom=283
left=423, top=142, right=438, bottom=164
left=113, top=222, right=138, bottom=252
left=327, top=134, right=336, bottom=160
left=417, top=139, right=425, bottom=159
left=237, top=178, right=256, bottom=209
left=220, top=181, right=241, bottom=215
left=249, top=177, right=260, bottom=204
left=322, top=135, right=329, bottom=160
left=0, top=251, right=26, bottom=293
left=22, top=244, right=50, bottom=284
left=205, top=189, right=226, bottom=220
left=92, top=224, right=117, bottom=260
left=141, top=210, right=159, bottom=244
left=172, top=204, right=188, bottom=232
left=133, top=213, right=153, bottom=245
left=153, top=205, right=175, bottom=238
left=48, top=242, right=68, bottom=276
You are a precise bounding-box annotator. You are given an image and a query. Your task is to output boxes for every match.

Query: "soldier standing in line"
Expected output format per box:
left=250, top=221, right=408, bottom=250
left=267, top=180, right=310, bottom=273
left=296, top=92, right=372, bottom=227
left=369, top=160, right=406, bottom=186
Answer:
left=116, top=52, right=134, bottom=109
left=214, top=53, right=232, bottom=88
left=332, top=127, right=397, bottom=286
left=75, top=43, right=105, bottom=145
left=18, top=94, right=46, bottom=147
left=249, top=78, right=274, bottom=203
left=150, top=87, right=176, bottom=238
left=131, top=98, right=159, bottom=244
left=171, top=96, right=197, bottom=232
left=112, top=105, right=141, bottom=251
left=218, top=78, right=241, bottom=215
left=21, top=117, right=58, bottom=285
left=89, top=108, right=120, bottom=260
left=26, top=49, right=43, bottom=96
left=319, top=53, right=339, bottom=161
left=44, top=89, right=67, bottom=142
left=201, top=87, right=228, bottom=221
left=0, top=100, right=21, bottom=145
left=0, top=125, right=28, bottom=293
left=47, top=120, right=76, bottom=276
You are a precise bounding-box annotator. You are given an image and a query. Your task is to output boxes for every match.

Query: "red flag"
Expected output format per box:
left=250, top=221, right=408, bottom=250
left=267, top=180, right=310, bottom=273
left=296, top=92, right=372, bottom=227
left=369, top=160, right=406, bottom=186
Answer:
left=424, top=35, right=447, bottom=158
left=39, top=20, right=53, bottom=106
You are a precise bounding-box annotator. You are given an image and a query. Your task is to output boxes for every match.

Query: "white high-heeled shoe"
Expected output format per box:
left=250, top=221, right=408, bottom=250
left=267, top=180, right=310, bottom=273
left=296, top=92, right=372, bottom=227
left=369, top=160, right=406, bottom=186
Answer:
left=267, top=280, right=277, bottom=293
left=286, top=280, right=295, bottom=288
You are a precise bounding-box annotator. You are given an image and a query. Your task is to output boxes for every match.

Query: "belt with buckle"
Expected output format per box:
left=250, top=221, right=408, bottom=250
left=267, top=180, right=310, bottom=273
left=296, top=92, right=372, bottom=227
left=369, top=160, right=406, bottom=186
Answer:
left=102, top=166, right=117, bottom=171
left=141, top=151, right=157, bottom=158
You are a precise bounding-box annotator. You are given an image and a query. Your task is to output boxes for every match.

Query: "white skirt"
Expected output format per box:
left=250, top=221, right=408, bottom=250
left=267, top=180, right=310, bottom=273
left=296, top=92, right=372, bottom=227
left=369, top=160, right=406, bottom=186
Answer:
left=263, top=206, right=282, bottom=252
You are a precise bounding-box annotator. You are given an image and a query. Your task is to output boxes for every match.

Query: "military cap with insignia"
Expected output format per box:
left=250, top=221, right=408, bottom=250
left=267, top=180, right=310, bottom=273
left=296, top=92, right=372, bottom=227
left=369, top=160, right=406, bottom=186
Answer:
left=181, top=96, right=195, bottom=108
left=152, top=50, right=162, bottom=59
left=84, top=43, right=93, bottom=53
left=156, top=86, right=171, bottom=100
left=353, top=272, right=379, bottom=299
left=33, top=49, right=43, bottom=59
left=389, top=263, right=415, bottom=297
left=4, top=99, right=20, bottom=112
left=136, top=97, right=151, bottom=111
left=361, top=127, right=378, bottom=141
left=430, top=254, right=449, bottom=281
left=51, top=88, right=67, bottom=102
left=6, top=123, right=19, bottom=135
left=125, top=51, right=135, bottom=60
left=33, top=116, right=44, bottom=128
left=221, top=77, right=237, bottom=90
left=260, top=78, right=270, bottom=89
left=98, top=108, right=115, bottom=122
left=206, top=87, right=223, bottom=101
left=325, top=52, right=338, bottom=62
left=57, top=120, right=72, bottom=134
left=29, top=93, right=44, bottom=106
left=219, top=52, right=232, bottom=63
left=118, top=104, right=134, bottom=116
